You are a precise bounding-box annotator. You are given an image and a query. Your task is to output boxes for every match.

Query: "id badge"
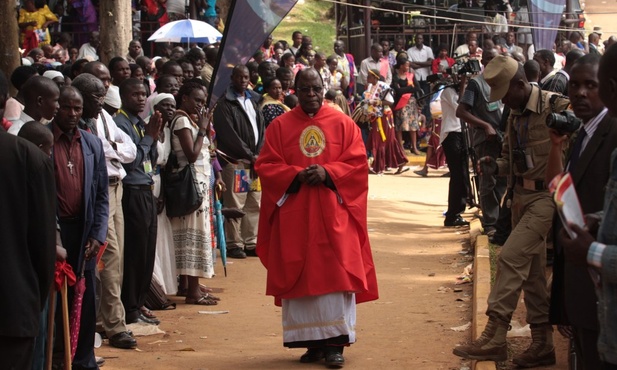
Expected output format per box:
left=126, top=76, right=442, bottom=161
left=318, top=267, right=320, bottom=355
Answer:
left=525, top=154, right=534, bottom=169
left=487, top=101, right=500, bottom=112
left=143, top=160, right=153, bottom=174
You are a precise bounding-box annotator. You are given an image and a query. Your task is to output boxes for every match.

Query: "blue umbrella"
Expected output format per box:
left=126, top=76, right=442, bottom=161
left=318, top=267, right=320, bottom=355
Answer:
left=147, top=19, right=223, bottom=44
left=214, top=190, right=227, bottom=277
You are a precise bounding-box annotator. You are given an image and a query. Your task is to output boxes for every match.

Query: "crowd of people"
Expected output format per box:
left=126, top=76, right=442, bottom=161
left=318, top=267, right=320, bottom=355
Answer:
left=3, top=1, right=617, bottom=370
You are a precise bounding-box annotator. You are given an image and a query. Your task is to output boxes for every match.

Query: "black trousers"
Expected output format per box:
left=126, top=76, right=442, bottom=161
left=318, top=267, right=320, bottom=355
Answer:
left=572, top=326, right=603, bottom=370
left=121, top=187, right=158, bottom=323
left=0, top=336, right=34, bottom=369
left=56, top=219, right=97, bottom=370
left=442, top=132, right=468, bottom=220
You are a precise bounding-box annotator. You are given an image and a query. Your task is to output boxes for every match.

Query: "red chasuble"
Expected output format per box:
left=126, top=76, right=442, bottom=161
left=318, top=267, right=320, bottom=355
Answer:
left=255, top=104, right=378, bottom=306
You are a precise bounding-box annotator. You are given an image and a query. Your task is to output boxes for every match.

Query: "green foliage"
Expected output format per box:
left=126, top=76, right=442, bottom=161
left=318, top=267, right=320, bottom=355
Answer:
left=488, top=242, right=499, bottom=286
left=271, top=0, right=336, bottom=55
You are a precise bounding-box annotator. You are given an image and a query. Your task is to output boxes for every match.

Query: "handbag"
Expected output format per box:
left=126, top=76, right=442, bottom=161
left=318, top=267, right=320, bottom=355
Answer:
left=351, top=102, right=370, bottom=130
left=145, top=277, right=176, bottom=311
left=163, top=116, right=204, bottom=218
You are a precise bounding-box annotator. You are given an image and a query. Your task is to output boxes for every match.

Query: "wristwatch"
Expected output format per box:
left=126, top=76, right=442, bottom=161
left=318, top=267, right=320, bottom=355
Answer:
left=197, top=130, right=207, bottom=137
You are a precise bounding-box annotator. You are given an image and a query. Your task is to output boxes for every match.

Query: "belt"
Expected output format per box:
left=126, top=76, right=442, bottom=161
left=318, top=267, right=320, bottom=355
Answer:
left=58, top=216, right=83, bottom=223
left=516, top=177, right=546, bottom=191
left=124, top=184, right=154, bottom=191
left=108, top=176, right=120, bottom=186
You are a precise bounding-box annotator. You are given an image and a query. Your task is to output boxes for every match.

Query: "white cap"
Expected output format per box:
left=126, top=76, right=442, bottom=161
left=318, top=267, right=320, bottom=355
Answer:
left=105, top=85, right=121, bottom=109
left=43, top=70, right=64, bottom=80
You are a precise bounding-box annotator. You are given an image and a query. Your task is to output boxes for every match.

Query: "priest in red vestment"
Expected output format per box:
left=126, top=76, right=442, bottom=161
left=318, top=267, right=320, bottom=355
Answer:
left=255, top=68, right=378, bottom=368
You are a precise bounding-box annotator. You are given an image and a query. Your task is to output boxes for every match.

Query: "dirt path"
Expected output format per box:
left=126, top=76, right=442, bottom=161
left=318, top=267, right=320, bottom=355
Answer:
left=96, top=168, right=566, bottom=369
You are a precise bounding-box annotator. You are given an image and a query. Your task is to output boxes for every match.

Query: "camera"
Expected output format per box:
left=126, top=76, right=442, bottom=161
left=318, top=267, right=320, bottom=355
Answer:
left=546, top=111, right=582, bottom=134
left=447, top=59, right=481, bottom=76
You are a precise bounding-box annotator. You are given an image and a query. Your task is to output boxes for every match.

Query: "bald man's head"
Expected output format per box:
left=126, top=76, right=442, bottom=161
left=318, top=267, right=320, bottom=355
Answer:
left=83, top=61, right=112, bottom=92
left=18, top=121, right=54, bottom=156
left=22, top=76, right=60, bottom=121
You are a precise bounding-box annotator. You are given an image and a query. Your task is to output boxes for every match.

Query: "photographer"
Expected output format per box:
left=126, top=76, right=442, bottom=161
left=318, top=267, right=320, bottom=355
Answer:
left=545, top=54, right=617, bottom=370
left=453, top=56, right=570, bottom=367
left=456, top=48, right=509, bottom=241
left=438, top=77, right=469, bottom=227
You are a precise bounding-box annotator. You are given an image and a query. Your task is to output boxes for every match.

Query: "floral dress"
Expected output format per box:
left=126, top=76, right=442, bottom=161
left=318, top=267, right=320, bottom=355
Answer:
left=169, top=115, right=214, bottom=278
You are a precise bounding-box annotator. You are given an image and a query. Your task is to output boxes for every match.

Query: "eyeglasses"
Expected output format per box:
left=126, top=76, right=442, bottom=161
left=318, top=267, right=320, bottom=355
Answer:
left=86, top=92, right=106, bottom=102
left=297, top=86, right=323, bottom=94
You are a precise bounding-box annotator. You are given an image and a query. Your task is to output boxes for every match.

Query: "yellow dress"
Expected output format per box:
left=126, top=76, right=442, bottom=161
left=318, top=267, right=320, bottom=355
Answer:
left=19, top=5, right=58, bottom=46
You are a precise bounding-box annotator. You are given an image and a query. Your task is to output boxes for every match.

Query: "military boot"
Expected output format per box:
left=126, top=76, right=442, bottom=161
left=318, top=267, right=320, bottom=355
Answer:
left=452, top=316, right=509, bottom=361
left=512, top=323, right=556, bottom=368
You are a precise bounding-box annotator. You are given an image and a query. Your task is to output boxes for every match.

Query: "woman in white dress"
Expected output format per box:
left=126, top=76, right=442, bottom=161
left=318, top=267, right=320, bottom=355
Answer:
left=149, top=93, right=178, bottom=295
left=168, top=81, right=217, bottom=305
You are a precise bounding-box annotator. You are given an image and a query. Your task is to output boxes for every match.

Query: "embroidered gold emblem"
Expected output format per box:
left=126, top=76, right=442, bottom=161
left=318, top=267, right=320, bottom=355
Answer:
left=299, top=125, right=326, bottom=158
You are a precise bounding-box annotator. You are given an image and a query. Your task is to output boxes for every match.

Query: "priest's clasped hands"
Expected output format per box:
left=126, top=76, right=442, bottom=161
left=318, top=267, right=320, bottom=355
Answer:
left=297, top=164, right=326, bottom=185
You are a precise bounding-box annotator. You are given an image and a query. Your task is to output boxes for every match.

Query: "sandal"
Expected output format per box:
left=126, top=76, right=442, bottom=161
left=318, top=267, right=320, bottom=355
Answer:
left=140, top=306, right=157, bottom=319
left=202, top=292, right=220, bottom=301
left=394, top=167, right=410, bottom=175
left=186, top=295, right=218, bottom=305
left=177, top=285, right=214, bottom=297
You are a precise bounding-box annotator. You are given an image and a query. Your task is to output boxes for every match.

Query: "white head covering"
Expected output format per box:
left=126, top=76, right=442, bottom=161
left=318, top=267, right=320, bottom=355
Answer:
left=152, top=93, right=175, bottom=108
left=104, top=85, right=121, bottom=109
left=43, top=70, right=64, bottom=80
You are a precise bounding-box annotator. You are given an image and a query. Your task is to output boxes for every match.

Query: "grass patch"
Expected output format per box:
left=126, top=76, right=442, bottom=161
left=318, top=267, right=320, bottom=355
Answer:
left=272, top=0, right=336, bottom=54
left=488, top=242, right=499, bottom=286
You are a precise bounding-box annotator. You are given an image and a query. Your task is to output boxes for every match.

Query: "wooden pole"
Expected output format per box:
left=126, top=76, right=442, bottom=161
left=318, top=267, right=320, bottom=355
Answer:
left=61, top=279, right=71, bottom=370
left=0, top=2, right=21, bottom=96
left=45, top=285, right=57, bottom=370
left=99, top=0, right=132, bottom=65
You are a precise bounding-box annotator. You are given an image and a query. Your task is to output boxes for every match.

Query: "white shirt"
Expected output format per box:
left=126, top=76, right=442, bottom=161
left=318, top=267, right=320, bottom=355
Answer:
left=554, top=53, right=565, bottom=70
left=96, top=110, right=137, bottom=179
left=454, top=44, right=470, bottom=59
left=540, top=70, right=558, bottom=85
left=237, top=94, right=259, bottom=146
left=8, top=111, right=34, bottom=135
left=358, top=57, right=392, bottom=86
left=582, top=108, right=608, bottom=149
left=566, top=108, right=608, bottom=171
left=440, top=87, right=461, bottom=144
left=485, top=13, right=508, bottom=34
left=77, top=43, right=99, bottom=61
left=141, top=92, right=158, bottom=120
left=407, top=45, right=434, bottom=81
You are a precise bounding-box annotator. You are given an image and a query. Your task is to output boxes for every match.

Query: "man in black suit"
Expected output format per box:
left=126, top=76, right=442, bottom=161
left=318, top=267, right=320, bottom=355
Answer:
left=545, top=53, right=617, bottom=369
left=0, top=70, right=57, bottom=369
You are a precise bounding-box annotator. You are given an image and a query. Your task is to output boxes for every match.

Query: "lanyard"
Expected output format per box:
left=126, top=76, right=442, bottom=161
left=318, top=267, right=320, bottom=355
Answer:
left=119, top=109, right=144, bottom=138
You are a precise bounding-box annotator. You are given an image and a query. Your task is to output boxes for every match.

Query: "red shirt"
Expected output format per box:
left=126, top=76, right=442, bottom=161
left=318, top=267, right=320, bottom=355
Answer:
left=53, top=124, right=84, bottom=218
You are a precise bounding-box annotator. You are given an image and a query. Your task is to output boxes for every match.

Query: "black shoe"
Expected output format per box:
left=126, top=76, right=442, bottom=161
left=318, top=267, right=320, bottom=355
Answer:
left=300, top=348, right=325, bottom=363
left=489, top=234, right=507, bottom=246
left=444, top=216, right=470, bottom=227
left=128, top=313, right=160, bottom=325
left=325, top=352, right=345, bottom=368
left=227, top=248, right=247, bottom=259
left=109, top=331, right=137, bottom=349
left=244, top=248, right=258, bottom=257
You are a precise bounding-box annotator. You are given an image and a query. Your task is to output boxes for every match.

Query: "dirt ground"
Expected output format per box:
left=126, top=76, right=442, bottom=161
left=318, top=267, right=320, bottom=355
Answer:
left=96, top=167, right=569, bottom=370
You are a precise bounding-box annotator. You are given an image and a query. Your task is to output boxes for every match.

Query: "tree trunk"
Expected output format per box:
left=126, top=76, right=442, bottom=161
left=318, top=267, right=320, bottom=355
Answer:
left=99, top=0, right=132, bottom=65
left=0, top=3, right=20, bottom=96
